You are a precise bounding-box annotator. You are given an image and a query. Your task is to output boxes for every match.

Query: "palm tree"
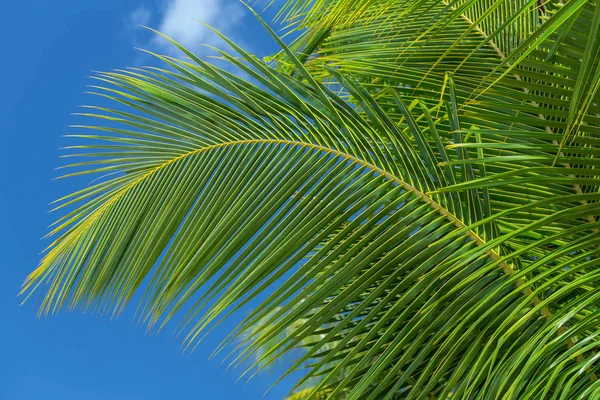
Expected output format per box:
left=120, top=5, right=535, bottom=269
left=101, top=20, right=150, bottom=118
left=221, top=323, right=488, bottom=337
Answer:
left=22, top=0, right=600, bottom=398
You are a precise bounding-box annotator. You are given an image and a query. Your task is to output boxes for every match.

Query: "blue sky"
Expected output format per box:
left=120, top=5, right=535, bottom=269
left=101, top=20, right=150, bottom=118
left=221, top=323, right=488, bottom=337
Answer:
left=0, top=1, right=296, bottom=398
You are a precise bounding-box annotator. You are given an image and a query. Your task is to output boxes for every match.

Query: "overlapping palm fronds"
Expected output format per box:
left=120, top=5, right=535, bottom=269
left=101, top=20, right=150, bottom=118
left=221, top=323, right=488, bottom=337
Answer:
left=23, top=0, right=600, bottom=398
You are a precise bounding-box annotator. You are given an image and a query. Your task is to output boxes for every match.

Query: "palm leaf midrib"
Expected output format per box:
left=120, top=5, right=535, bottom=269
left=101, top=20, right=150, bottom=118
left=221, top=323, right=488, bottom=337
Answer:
left=81, top=137, right=559, bottom=327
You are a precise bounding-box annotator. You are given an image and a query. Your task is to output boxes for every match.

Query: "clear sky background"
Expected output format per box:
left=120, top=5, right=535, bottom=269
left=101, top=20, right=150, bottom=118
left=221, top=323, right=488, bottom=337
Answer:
left=0, top=1, right=297, bottom=398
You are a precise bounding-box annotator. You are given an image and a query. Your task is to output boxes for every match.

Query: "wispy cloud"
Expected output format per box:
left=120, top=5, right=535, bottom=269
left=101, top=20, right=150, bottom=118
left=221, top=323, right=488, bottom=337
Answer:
left=129, top=6, right=152, bottom=27
left=126, top=0, right=247, bottom=58
left=126, top=0, right=253, bottom=77
left=154, top=0, right=245, bottom=51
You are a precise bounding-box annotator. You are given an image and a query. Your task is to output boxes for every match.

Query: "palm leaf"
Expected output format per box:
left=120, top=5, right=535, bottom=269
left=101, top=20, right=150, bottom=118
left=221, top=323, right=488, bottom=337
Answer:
left=23, top=2, right=600, bottom=399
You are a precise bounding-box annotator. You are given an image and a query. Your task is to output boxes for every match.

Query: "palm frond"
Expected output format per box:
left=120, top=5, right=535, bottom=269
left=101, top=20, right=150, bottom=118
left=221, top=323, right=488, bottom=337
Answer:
left=23, top=1, right=600, bottom=399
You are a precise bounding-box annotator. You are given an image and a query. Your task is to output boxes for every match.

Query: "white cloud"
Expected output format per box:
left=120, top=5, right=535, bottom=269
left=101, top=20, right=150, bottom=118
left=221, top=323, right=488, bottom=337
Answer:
left=153, top=0, right=246, bottom=54
left=125, top=0, right=253, bottom=79
left=129, top=6, right=152, bottom=27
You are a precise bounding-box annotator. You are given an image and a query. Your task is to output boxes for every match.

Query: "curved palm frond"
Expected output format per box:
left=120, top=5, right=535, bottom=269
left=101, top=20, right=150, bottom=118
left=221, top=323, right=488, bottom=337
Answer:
left=23, top=1, right=600, bottom=399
